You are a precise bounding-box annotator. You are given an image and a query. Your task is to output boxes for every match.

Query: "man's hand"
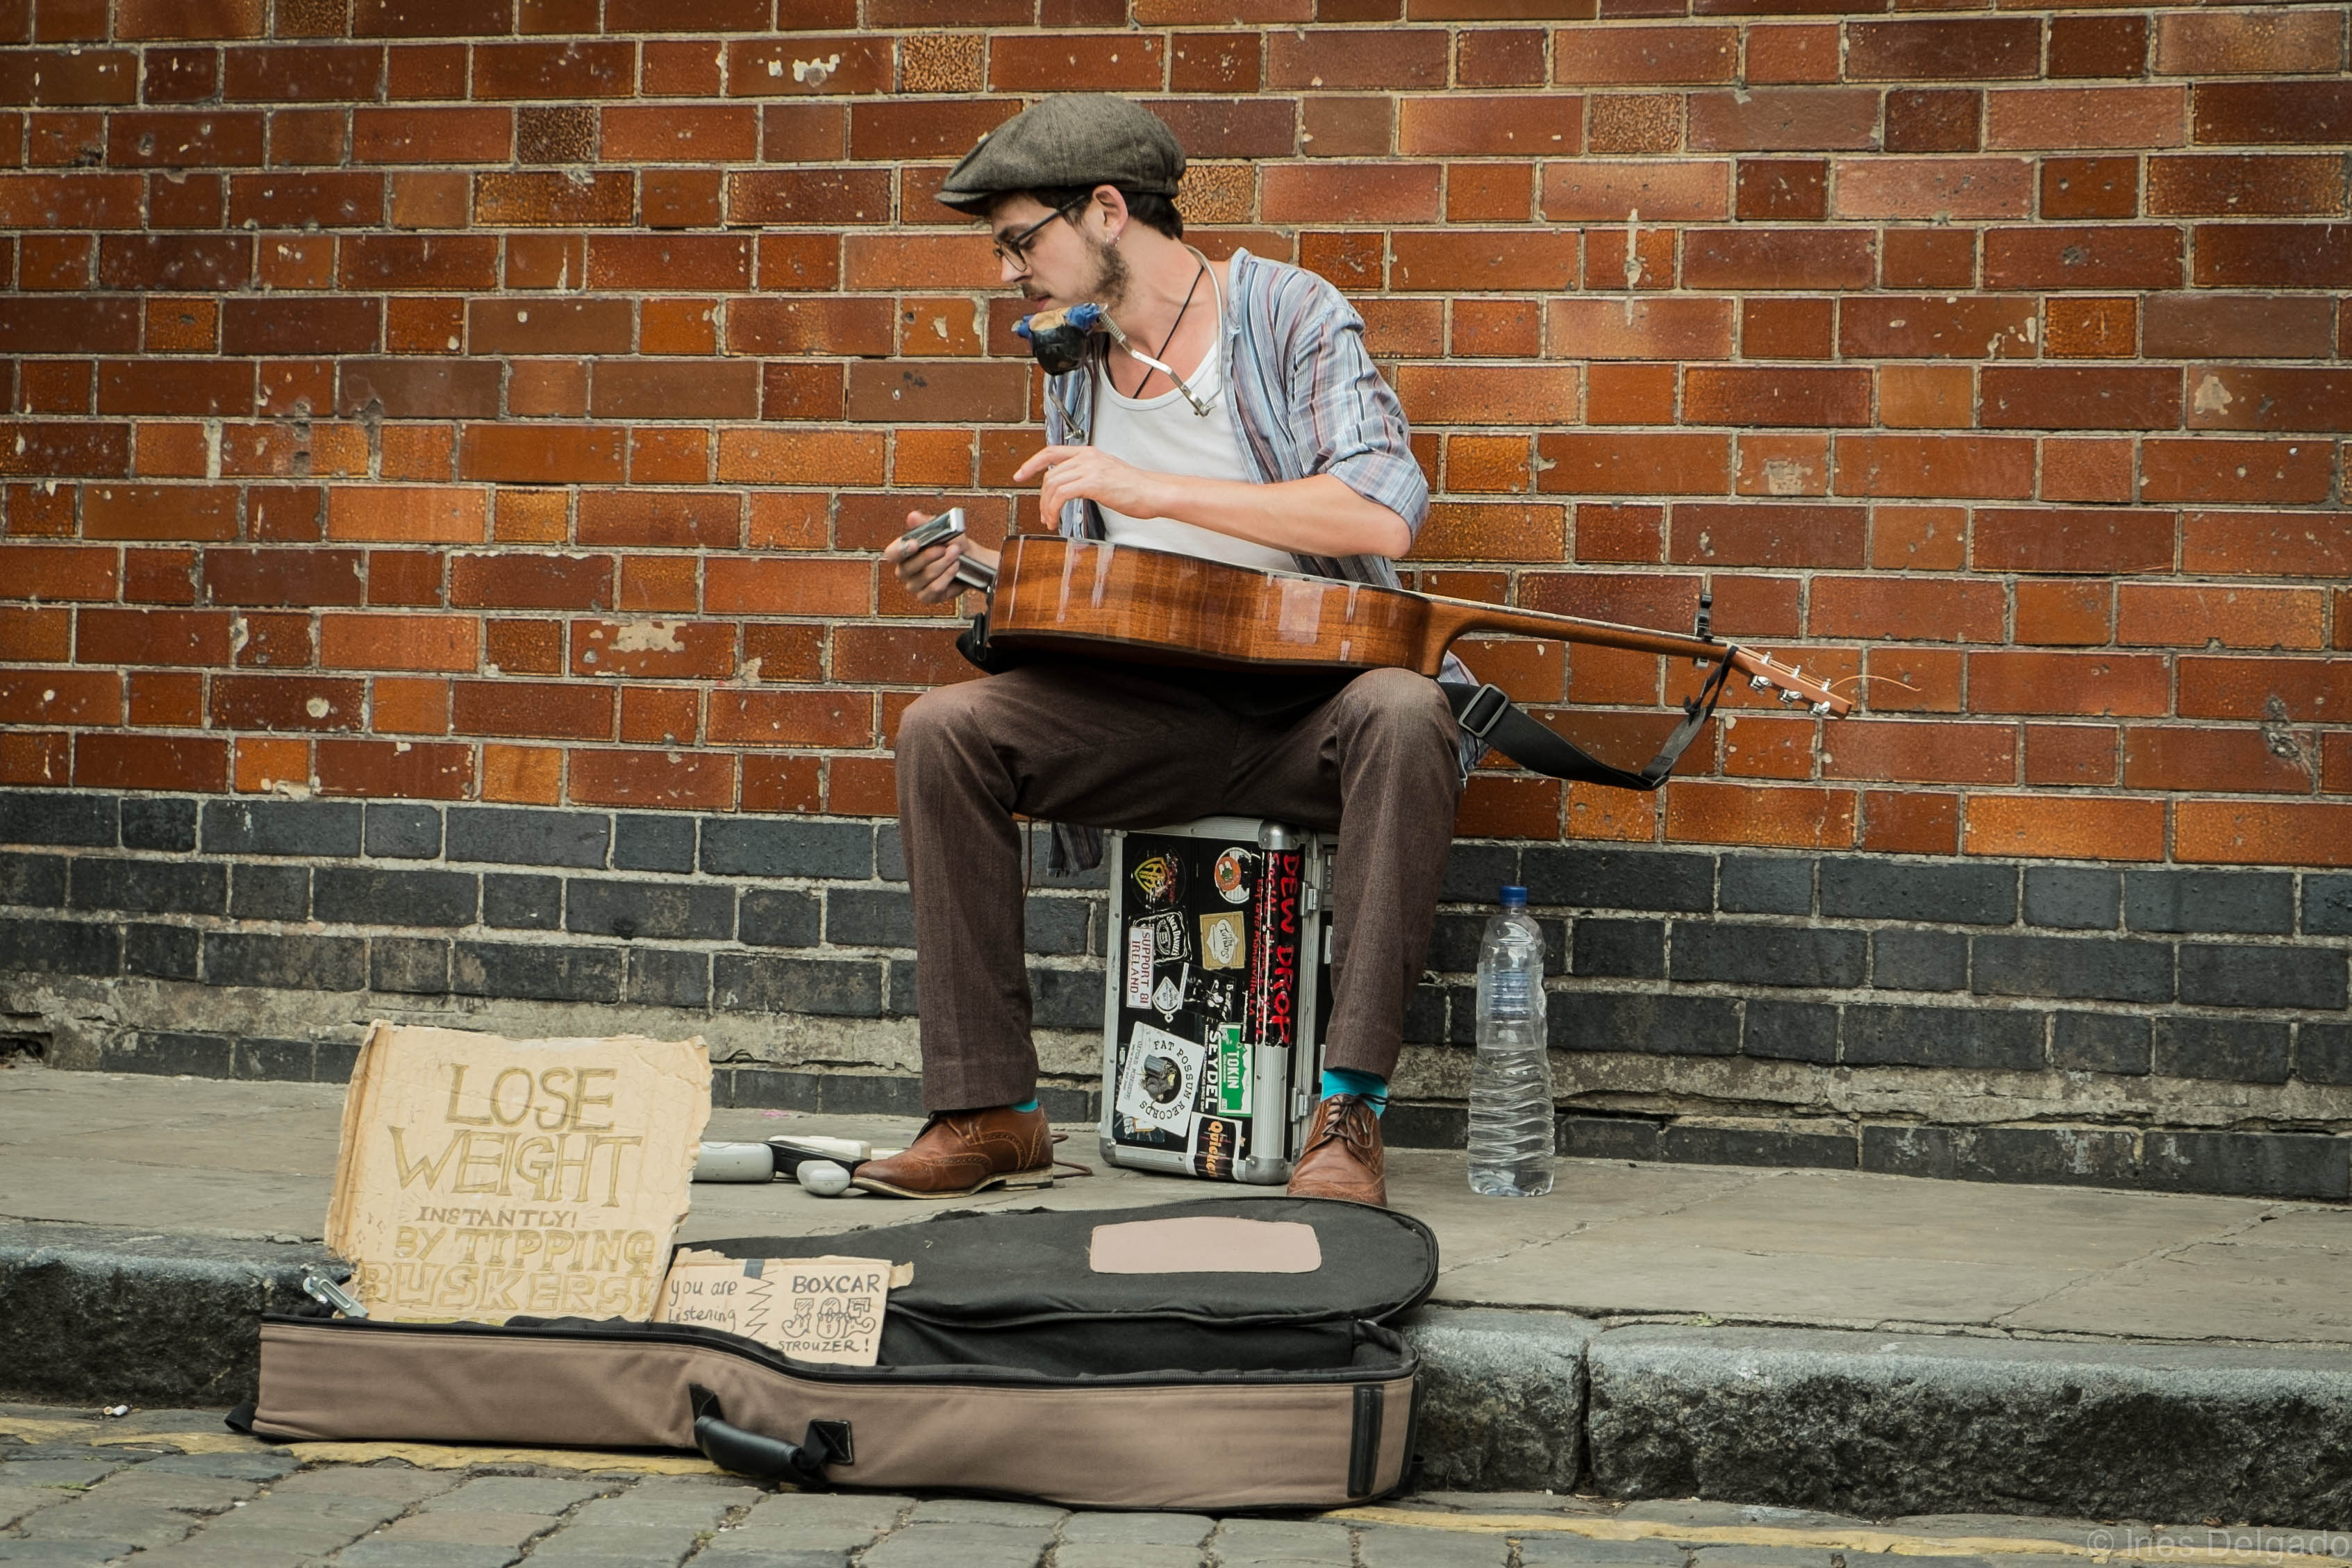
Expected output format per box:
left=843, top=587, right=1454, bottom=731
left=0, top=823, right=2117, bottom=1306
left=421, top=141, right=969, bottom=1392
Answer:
left=884, top=513, right=1000, bottom=606
left=1014, top=446, right=1174, bottom=524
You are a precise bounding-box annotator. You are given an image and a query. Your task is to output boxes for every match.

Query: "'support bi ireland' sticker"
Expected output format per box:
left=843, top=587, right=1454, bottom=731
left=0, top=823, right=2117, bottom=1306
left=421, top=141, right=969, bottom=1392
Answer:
left=1199, top=910, right=1245, bottom=969
left=1125, top=922, right=1153, bottom=1008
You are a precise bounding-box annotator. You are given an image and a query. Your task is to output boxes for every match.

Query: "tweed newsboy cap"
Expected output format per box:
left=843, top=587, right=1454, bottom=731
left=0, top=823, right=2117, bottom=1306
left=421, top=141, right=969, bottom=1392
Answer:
left=935, top=94, right=1185, bottom=214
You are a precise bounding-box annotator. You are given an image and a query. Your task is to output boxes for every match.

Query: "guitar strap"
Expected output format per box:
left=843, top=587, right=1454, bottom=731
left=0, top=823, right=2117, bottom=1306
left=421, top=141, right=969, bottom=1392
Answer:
left=1442, top=654, right=1737, bottom=792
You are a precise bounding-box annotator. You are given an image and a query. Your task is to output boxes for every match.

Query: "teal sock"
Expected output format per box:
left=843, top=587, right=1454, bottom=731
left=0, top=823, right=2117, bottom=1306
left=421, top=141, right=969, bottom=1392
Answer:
left=1320, top=1068, right=1387, bottom=1117
left=1009, top=1097, right=1039, bottom=1114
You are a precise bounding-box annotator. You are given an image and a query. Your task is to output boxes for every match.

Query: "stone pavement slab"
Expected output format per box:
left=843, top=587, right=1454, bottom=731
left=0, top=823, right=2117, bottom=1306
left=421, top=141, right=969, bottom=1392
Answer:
left=7, top=1062, right=2342, bottom=1344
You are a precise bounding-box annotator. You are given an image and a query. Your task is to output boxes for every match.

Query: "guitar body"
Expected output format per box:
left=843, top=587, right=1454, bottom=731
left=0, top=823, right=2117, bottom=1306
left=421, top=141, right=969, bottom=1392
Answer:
left=979, top=533, right=1853, bottom=715
left=989, top=535, right=1442, bottom=674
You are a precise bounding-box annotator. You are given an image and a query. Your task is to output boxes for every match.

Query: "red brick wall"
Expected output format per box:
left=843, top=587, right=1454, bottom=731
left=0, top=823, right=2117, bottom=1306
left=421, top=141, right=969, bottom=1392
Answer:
left=1, top=0, right=2346, bottom=869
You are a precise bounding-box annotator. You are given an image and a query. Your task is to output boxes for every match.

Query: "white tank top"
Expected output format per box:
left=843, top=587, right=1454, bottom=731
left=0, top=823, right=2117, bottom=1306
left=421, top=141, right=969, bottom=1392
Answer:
left=1090, top=267, right=1298, bottom=575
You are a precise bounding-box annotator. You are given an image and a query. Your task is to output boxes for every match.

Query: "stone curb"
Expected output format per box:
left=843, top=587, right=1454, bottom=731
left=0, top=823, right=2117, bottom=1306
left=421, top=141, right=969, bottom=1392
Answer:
left=15, top=1224, right=2352, bottom=1529
left=0, top=1220, right=331, bottom=1408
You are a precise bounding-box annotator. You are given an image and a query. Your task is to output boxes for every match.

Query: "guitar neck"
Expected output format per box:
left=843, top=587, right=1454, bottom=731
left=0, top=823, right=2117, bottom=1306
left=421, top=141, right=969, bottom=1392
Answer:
left=1422, top=596, right=1727, bottom=665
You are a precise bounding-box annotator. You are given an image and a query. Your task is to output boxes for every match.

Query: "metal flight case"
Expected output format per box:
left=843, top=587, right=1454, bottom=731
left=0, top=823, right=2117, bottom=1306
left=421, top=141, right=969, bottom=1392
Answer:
left=1099, top=816, right=1335, bottom=1185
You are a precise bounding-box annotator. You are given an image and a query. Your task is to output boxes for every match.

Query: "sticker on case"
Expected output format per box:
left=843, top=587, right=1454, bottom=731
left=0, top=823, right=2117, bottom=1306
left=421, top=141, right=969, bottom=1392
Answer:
left=1151, top=970, right=1183, bottom=1018
left=1142, top=908, right=1192, bottom=965
left=1199, top=910, right=1245, bottom=970
left=1191, top=1115, right=1242, bottom=1179
left=1215, top=1024, right=1252, bottom=1117
left=1131, top=853, right=1183, bottom=909
left=1115, top=1022, right=1203, bottom=1137
left=1124, top=922, right=1153, bottom=1009
left=1212, top=847, right=1254, bottom=905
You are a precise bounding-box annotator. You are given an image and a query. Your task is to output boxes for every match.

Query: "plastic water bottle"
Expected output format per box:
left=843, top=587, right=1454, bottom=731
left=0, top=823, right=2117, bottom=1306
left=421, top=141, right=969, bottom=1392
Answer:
left=1468, top=885, right=1556, bottom=1198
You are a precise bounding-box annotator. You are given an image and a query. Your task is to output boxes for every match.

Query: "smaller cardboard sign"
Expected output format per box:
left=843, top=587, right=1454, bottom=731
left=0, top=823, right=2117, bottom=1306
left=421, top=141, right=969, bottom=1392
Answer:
left=655, top=1250, right=910, bottom=1367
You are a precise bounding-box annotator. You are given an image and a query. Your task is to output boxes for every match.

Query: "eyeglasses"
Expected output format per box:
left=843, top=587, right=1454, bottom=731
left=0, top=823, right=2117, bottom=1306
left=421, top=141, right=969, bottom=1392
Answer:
left=992, top=195, right=1090, bottom=271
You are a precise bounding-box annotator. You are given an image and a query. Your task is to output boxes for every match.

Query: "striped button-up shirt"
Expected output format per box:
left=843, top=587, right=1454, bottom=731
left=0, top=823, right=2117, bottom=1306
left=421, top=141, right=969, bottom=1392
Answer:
left=1040, top=248, right=1479, bottom=765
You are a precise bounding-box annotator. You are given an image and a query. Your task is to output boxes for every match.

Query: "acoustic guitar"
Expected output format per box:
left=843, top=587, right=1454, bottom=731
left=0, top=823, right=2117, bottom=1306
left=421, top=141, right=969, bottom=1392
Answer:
left=974, top=535, right=1852, bottom=717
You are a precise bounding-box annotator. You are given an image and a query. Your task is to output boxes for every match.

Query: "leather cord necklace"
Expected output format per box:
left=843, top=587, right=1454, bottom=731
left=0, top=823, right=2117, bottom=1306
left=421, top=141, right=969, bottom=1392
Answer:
left=1119, top=260, right=1206, bottom=400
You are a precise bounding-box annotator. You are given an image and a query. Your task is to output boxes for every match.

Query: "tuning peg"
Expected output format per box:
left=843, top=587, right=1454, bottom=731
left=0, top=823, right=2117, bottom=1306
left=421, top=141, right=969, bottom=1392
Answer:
left=1811, top=700, right=1833, bottom=717
left=1778, top=688, right=1803, bottom=706
left=1749, top=674, right=1774, bottom=692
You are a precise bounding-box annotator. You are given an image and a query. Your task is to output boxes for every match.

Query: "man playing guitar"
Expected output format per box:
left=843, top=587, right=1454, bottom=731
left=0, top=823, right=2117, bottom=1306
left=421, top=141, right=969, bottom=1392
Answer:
left=866, top=94, right=1473, bottom=1208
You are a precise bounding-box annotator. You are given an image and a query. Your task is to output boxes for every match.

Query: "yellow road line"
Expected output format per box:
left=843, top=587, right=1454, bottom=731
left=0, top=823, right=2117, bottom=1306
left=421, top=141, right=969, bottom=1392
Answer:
left=1329, top=1509, right=2337, bottom=1567
left=285, top=1440, right=726, bottom=1476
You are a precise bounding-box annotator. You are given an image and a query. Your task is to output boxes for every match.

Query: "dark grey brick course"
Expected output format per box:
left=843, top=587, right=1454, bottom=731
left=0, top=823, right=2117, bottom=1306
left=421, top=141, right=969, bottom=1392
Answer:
left=1403, top=981, right=1446, bottom=1044
left=119, top=796, right=197, bottom=852
left=1742, top=1000, right=1839, bottom=1062
left=1820, top=857, right=2015, bottom=925
left=701, top=818, right=871, bottom=880
left=453, top=940, right=624, bottom=1003
left=371, top=936, right=451, bottom=995
left=2126, top=870, right=2294, bottom=935
left=228, top=862, right=309, bottom=921
left=2307, top=874, right=2352, bottom=936
left=740, top=889, right=820, bottom=948
left=2152, top=1015, right=2292, bottom=1083
left=0, top=917, right=119, bottom=976
left=1024, top=894, right=1092, bottom=957
left=2299, top=1022, right=2352, bottom=1085
left=1031, top=965, right=1105, bottom=1030
left=102, top=1030, right=231, bottom=1078
left=124, top=922, right=199, bottom=981
left=2178, top=943, right=2346, bottom=1012
left=715, top=953, right=883, bottom=1017
left=2024, top=865, right=2120, bottom=931
left=237, top=1035, right=323, bottom=1081
left=1719, top=855, right=1812, bottom=915
left=482, top=872, right=561, bottom=930
left=203, top=931, right=366, bottom=992
left=1972, top=934, right=2172, bottom=1003
left=68, top=857, right=225, bottom=917
left=1558, top=1114, right=1662, bottom=1161
left=1574, top=919, right=1664, bottom=979
left=0, top=790, right=117, bottom=847
left=1441, top=843, right=1520, bottom=903
left=0, top=851, right=67, bottom=908
left=201, top=799, right=361, bottom=858
left=2143, top=1129, right=2349, bottom=1200
left=1522, top=846, right=1713, bottom=912
left=825, top=887, right=917, bottom=948
left=315, top=867, right=476, bottom=929
left=567, top=878, right=735, bottom=942
left=2052, top=1010, right=2151, bottom=1075
left=1844, top=1004, right=2044, bottom=1071
left=876, top=822, right=907, bottom=883
left=364, top=803, right=442, bottom=860
left=1670, top=924, right=1867, bottom=988
left=447, top=806, right=610, bottom=867
left=615, top=813, right=697, bottom=874
left=1862, top=1124, right=2138, bottom=1187
left=628, top=948, right=710, bottom=1009
left=1872, top=929, right=1967, bottom=992
left=1662, top=1121, right=1855, bottom=1170
left=1553, top=991, right=1740, bottom=1056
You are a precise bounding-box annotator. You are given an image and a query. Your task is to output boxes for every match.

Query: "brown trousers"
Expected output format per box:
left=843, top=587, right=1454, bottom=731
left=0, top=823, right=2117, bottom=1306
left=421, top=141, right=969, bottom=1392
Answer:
left=894, top=658, right=1465, bottom=1111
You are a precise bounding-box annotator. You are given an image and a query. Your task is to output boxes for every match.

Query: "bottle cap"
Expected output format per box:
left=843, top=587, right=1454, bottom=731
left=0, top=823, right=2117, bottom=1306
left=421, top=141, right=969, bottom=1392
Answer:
left=1499, top=885, right=1528, bottom=908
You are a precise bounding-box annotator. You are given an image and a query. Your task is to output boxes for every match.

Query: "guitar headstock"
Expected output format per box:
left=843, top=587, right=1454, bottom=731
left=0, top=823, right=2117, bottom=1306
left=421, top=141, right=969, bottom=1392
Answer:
left=1727, top=647, right=1853, bottom=717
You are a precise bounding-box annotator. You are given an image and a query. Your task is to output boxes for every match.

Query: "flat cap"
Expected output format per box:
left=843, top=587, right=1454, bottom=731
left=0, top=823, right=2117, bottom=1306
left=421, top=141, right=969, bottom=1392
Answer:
left=936, top=94, right=1184, bottom=215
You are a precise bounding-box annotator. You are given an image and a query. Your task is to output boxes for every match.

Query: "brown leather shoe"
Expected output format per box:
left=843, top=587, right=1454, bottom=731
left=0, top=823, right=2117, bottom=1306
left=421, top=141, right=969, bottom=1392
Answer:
left=1286, top=1094, right=1387, bottom=1206
left=849, top=1106, right=1055, bottom=1199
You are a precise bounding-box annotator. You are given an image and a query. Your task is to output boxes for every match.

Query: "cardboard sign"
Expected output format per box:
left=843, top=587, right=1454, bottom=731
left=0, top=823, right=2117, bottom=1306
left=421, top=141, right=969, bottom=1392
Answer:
left=656, top=1250, right=910, bottom=1366
left=326, top=1021, right=711, bottom=1324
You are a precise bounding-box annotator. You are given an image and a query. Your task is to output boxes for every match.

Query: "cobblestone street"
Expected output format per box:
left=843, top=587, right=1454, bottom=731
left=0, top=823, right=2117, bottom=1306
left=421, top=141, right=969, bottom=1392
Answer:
left=5, top=1401, right=2331, bottom=1568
